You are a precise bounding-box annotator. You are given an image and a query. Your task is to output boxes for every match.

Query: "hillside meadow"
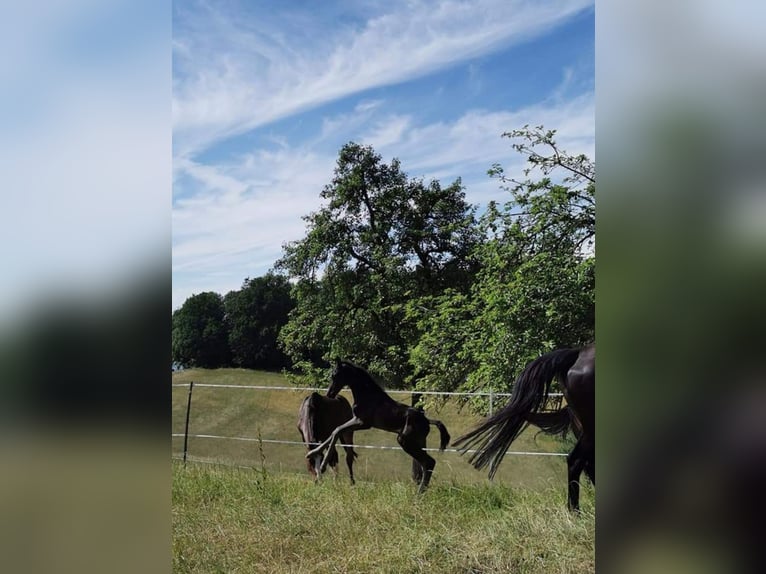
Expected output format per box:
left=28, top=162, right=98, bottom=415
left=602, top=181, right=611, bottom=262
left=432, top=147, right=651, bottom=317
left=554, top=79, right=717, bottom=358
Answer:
left=171, top=369, right=593, bottom=573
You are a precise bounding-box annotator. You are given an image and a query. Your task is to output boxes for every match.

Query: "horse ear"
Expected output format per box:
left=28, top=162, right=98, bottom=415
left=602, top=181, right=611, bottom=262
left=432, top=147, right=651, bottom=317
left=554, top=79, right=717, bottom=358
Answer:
left=334, top=357, right=341, bottom=368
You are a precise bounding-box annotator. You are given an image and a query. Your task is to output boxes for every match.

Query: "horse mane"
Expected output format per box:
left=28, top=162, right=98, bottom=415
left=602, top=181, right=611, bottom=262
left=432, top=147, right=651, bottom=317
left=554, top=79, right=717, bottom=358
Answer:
left=338, top=360, right=386, bottom=390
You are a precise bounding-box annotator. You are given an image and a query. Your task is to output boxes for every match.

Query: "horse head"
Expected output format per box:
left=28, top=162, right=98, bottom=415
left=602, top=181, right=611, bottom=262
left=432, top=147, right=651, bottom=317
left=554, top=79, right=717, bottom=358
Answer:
left=327, top=358, right=347, bottom=398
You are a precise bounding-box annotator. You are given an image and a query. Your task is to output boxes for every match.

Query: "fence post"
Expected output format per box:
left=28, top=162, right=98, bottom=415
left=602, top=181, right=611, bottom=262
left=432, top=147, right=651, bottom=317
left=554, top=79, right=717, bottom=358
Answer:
left=183, top=381, right=194, bottom=467
left=411, top=391, right=424, bottom=483
left=489, top=387, right=494, bottom=418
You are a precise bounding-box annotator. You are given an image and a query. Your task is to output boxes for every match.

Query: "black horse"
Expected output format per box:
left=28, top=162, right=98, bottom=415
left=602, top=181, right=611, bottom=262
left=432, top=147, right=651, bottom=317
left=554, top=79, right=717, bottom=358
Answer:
left=452, top=345, right=595, bottom=511
left=297, top=392, right=357, bottom=484
left=306, top=360, right=451, bottom=493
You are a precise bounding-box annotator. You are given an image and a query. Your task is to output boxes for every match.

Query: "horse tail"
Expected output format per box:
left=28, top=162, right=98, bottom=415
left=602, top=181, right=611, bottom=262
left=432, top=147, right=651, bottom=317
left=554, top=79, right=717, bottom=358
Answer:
left=298, top=392, right=339, bottom=470
left=526, top=408, right=576, bottom=439
left=297, top=394, right=314, bottom=443
left=302, top=392, right=322, bottom=444
left=452, top=347, right=581, bottom=479
left=428, top=419, right=451, bottom=451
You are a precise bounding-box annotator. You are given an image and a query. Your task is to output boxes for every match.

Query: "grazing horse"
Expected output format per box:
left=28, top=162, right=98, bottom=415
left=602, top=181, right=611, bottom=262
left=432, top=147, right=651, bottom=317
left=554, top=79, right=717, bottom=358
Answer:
left=452, top=345, right=595, bottom=511
left=306, top=360, right=451, bottom=493
left=297, top=392, right=358, bottom=484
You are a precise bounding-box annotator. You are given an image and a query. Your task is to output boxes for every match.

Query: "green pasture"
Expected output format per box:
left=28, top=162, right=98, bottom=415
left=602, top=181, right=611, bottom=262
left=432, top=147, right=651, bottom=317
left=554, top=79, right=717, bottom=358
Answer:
left=173, top=462, right=594, bottom=573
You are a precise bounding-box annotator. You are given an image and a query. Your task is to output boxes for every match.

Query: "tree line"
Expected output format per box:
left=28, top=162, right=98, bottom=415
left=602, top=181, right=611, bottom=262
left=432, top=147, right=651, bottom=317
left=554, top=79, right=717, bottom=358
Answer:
left=172, top=126, right=594, bottom=398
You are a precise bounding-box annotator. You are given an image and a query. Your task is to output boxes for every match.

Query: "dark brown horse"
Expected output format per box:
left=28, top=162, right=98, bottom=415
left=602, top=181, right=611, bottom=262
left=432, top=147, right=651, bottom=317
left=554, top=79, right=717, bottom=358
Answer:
left=306, top=360, right=451, bottom=493
left=452, top=345, right=595, bottom=510
left=297, top=391, right=357, bottom=484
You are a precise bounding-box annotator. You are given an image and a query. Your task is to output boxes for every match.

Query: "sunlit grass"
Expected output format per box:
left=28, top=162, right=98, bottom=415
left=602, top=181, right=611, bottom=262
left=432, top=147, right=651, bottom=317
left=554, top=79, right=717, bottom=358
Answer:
left=173, top=462, right=594, bottom=573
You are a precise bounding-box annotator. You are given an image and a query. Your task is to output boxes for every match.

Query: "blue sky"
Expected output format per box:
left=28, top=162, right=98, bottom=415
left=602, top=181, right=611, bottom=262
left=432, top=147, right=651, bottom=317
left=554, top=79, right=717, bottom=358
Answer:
left=172, top=0, right=595, bottom=310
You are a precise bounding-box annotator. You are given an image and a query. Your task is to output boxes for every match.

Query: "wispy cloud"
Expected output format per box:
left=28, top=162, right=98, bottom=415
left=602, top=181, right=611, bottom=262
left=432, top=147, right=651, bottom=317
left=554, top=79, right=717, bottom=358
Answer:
left=172, top=0, right=593, bottom=159
left=362, top=91, right=594, bottom=185
left=171, top=90, right=594, bottom=308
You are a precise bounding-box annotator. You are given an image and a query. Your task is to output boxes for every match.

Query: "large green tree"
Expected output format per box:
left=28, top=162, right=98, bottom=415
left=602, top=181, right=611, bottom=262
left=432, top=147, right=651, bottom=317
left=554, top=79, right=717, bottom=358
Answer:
left=276, top=142, right=479, bottom=386
left=171, top=292, right=230, bottom=368
left=410, top=126, right=595, bottom=401
left=223, top=274, right=294, bottom=370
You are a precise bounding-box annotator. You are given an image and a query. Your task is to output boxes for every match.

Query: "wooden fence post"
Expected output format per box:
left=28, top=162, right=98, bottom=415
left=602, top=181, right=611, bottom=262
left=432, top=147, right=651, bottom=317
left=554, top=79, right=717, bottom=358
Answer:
left=183, top=381, right=194, bottom=467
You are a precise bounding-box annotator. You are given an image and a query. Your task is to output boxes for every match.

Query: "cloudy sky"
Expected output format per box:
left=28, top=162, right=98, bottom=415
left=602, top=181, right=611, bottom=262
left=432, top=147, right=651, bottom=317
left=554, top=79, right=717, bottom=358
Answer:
left=172, top=0, right=595, bottom=310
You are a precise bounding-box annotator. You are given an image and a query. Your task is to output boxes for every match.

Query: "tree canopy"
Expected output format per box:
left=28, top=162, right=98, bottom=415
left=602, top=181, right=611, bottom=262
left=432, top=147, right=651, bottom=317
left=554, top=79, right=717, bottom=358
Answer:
left=173, top=126, right=595, bottom=412
left=171, top=276, right=294, bottom=370
left=223, top=273, right=293, bottom=370
left=171, top=291, right=230, bottom=368
left=410, top=126, right=594, bottom=398
left=276, top=142, right=479, bottom=386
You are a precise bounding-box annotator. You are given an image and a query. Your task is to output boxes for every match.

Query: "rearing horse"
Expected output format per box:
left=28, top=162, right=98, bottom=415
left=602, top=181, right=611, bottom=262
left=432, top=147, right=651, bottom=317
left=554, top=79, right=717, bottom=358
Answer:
left=305, top=360, right=451, bottom=493
left=452, top=344, right=595, bottom=511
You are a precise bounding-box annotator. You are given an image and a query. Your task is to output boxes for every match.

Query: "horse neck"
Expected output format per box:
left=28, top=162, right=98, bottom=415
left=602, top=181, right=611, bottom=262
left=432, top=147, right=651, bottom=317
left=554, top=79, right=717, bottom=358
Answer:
left=347, top=373, right=388, bottom=404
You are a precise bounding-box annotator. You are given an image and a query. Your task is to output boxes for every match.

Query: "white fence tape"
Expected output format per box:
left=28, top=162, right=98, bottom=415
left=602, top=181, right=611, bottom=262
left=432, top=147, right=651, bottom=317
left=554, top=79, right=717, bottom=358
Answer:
left=171, top=381, right=563, bottom=399
left=171, top=432, right=568, bottom=457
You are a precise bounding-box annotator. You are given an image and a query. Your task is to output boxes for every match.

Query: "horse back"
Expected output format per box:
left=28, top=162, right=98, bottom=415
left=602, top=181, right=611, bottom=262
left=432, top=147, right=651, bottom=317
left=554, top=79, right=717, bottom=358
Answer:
left=298, top=392, right=354, bottom=444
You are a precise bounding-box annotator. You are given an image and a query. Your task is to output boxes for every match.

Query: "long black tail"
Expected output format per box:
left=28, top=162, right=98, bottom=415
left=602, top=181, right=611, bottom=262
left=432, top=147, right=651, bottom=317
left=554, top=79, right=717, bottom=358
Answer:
left=452, top=348, right=580, bottom=479
left=429, top=419, right=451, bottom=451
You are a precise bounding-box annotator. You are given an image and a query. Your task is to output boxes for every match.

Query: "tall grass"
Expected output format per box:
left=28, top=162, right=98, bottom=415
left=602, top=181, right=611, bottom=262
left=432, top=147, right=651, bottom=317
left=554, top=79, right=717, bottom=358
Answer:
left=173, top=462, right=594, bottom=573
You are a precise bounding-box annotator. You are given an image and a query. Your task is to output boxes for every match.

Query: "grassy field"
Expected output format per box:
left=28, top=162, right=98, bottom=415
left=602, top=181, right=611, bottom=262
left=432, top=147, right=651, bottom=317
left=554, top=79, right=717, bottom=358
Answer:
left=173, top=462, right=594, bottom=573
left=172, top=368, right=594, bottom=572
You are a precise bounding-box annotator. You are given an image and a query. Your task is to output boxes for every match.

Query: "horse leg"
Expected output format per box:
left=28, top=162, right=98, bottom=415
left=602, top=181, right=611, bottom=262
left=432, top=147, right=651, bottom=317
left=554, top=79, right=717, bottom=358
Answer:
left=398, top=421, right=435, bottom=494
left=305, top=416, right=364, bottom=460
left=311, top=417, right=368, bottom=474
left=318, top=434, right=342, bottom=475
left=306, top=451, right=318, bottom=479
left=408, top=431, right=426, bottom=485
left=328, top=446, right=339, bottom=479
left=568, top=439, right=587, bottom=512
left=310, top=450, right=324, bottom=482
left=340, top=431, right=356, bottom=485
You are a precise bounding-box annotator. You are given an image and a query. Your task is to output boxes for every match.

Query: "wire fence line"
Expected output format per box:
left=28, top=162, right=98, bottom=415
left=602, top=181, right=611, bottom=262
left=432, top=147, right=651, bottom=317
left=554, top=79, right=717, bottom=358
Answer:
left=172, top=381, right=568, bottom=469
left=170, top=432, right=568, bottom=457
left=171, top=381, right=564, bottom=399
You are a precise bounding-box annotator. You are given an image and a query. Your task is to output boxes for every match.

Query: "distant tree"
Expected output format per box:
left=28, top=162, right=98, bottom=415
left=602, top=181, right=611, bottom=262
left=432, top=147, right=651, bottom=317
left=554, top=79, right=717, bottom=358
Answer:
left=171, top=292, right=230, bottom=368
left=277, top=142, right=479, bottom=386
left=223, top=274, right=294, bottom=370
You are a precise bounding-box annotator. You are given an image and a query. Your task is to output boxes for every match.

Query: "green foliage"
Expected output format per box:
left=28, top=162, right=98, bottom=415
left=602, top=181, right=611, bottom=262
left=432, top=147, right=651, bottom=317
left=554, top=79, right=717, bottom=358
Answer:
left=176, top=127, right=594, bottom=404
left=171, top=292, right=230, bottom=368
left=409, top=126, right=594, bottom=401
left=223, top=273, right=294, bottom=370
left=276, top=142, right=478, bottom=386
